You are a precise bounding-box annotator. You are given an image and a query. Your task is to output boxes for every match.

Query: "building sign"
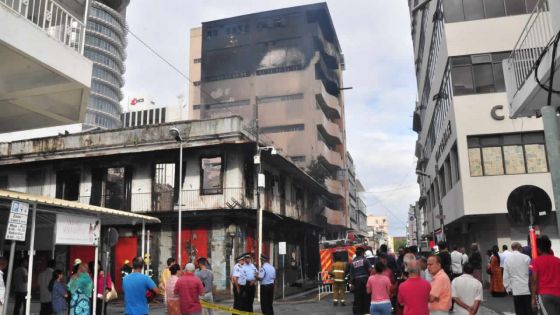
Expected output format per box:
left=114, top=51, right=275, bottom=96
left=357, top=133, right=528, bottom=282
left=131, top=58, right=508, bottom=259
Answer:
left=278, top=241, right=287, bottom=255
left=55, top=213, right=100, bottom=246
left=5, top=201, right=30, bottom=242
left=491, top=105, right=505, bottom=120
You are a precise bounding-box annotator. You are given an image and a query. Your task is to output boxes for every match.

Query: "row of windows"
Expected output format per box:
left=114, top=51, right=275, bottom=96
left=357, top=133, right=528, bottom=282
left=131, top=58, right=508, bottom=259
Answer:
left=122, top=108, right=166, bottom=127
left=261, top=124, right=305, bottom=134
left=193, top=99, right=250, bottom=110
left=93, top=67, right=122, bottom=88
left=88, top=96, right=121, bottom=117
left=91, top=81, right=121, bottom=101
left=426, top=145, right=460, bottom=210
left=451, top=52, right=508, bottom=96
left=258, top=93, right=304, bottom=104
left=468, top=132, right=548, bottom=176
left=415, top=4, right=430, bottom=74
left=87, top=21, right=126, bottom=46
left=423, top=66, right=453, bottom=159
left=86, top=36, right=125, bottom=60
left=89, top=7, right=125, bottom=30
left=85, top=112, right=120, bottom=129
left=84, top=50, right=124, bottom=74
left=444, top=0, right=541, bottom=23
left=256, top=64, right=303, bottom=75
left=204, top=71, right=251, bottom=82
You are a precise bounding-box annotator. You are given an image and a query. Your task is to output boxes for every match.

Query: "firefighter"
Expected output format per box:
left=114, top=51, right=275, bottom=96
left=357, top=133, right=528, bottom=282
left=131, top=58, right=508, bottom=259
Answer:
left=349, top=246, right=372, bottom=314
left=329, top=251, right=348, bottom=306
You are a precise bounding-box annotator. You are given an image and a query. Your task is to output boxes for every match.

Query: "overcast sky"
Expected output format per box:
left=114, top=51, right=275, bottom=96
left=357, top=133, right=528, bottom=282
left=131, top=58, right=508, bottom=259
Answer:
left=123, top=0, right=418, bottom=236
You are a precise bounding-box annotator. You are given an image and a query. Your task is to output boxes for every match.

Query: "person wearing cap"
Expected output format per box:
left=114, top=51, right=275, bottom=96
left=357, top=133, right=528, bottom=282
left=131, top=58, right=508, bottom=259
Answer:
left=242, top=254, right=258, bottom=312
left=175, top=263, right=204, bottom=315
left=121, top=259, right=132, bottom=280
left=231, top=254, right=247, bottom=312
left=329, top=251, right=348, bottom=306
left=258, top=254, right=276, bottom=315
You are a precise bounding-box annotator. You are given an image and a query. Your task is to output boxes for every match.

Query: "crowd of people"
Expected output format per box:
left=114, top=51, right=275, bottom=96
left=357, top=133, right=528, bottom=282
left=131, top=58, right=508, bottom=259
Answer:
left=335, top=235, right=560, bottom=315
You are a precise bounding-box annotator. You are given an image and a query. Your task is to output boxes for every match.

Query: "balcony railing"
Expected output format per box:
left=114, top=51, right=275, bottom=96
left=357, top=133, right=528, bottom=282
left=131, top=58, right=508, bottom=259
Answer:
left=1, top=0, right=85, bottom=53
left=507, top=0, right=553, bottom=92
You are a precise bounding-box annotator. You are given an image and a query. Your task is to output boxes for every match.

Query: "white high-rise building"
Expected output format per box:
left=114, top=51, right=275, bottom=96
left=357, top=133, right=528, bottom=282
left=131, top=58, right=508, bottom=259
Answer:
left=408, top=0, right=558, bottom=253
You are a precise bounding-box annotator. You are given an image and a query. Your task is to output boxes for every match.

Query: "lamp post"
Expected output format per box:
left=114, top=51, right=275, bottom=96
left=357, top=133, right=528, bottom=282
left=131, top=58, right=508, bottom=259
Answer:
left=169, top=127, right=184, bottom=265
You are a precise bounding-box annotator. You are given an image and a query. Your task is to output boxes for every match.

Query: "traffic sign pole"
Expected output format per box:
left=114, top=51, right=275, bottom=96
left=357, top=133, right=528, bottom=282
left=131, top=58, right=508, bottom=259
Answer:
left=2, top=241, right=16, bottom=315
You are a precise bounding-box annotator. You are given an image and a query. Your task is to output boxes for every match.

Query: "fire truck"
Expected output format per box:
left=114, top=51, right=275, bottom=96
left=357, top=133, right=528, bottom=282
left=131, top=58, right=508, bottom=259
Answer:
left=318, top=231, right=369, bottom=284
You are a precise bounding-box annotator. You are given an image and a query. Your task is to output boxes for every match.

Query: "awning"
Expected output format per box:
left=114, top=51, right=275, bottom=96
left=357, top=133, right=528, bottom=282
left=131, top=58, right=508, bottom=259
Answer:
left=0, top=189, right=160, bottom=225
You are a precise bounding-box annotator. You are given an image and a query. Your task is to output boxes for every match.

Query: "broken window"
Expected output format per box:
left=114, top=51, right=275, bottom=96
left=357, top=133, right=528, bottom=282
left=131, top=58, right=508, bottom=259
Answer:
left=200, top=157, right=223, bottom=195
left=56, top=169, right=80, bottom=201
left=91, top=167, right=132, bottom=210
left=153, top=163, right=175, bottom=211
left=26, top=169, right=44, bottom=196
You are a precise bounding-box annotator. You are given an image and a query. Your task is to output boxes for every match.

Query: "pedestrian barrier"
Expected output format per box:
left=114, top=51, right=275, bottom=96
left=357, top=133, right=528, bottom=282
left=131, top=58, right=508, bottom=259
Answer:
left=200, top=300, right=263, bottom=315
left=317, top=272, right=350, bottom=300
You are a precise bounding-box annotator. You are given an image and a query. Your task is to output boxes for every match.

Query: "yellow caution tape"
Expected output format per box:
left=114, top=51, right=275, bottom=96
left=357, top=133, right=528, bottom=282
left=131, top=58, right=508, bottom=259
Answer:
left=200, top=300, right=263, bottom=315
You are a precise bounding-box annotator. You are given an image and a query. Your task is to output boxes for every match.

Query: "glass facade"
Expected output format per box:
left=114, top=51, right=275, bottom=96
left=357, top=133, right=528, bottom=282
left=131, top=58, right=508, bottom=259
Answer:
left=84, top=1, right=128, bottom=129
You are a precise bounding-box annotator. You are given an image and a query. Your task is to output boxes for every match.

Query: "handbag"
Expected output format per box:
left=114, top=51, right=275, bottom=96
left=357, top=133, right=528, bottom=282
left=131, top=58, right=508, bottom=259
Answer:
left=104, top=286, right=118, bottom=302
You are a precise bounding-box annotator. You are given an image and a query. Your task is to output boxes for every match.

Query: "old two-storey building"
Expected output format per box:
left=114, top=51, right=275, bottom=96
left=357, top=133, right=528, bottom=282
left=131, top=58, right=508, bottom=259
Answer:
left=0, top=116, right=344, bottom=294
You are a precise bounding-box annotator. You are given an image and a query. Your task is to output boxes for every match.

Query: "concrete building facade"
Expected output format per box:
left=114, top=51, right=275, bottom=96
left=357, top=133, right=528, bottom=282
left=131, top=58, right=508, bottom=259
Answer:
left=367, top=215, right=389, bottom=249
left=408, top=0, right=559, bottom=253
left=188, top=3, right=349, bottom=228
left=0, top=116, right=343, bottom=295
left=0, top=0, right=93, bottom=133
left=347, top=153, right=367, bottom=234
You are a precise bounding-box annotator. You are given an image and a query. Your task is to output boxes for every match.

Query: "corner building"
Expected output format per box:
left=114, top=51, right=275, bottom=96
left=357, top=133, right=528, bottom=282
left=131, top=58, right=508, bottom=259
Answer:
left=408, top=0, right=559, bottom=254
left=188, top=3, right=349, bottom=233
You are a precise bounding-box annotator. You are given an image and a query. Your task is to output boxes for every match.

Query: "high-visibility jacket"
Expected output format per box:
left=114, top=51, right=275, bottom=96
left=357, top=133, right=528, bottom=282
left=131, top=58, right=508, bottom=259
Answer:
left=329, top=261, right=348, bottom=282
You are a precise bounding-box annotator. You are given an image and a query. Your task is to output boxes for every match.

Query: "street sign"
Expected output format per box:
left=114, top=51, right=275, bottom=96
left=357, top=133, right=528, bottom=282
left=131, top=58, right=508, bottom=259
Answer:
left=55, top=213, right=100, bottom=246
left=278, top=241, right=286, bottom=255
left=5, top=201, right=29, bottom=241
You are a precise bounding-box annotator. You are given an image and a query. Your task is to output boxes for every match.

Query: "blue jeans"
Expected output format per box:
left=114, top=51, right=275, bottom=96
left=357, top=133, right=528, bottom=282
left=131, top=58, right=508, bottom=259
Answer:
left=370, top=302, right=392, bottom=315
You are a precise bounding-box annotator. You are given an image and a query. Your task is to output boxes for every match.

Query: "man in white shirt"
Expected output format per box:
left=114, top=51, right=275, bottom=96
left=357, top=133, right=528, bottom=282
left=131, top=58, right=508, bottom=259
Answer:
left=38, top=259, right=56, bottom=315
left=459, top=247, right=468, bottom=266
left=501, top=245, right=512, bottom=265
left=451, top=246, right=464, bottom=279
left=0, top=257, right=7, bottom=315
left=503, top=242, right=531, bottom=315
left=452, top=263, right=483, bottom=315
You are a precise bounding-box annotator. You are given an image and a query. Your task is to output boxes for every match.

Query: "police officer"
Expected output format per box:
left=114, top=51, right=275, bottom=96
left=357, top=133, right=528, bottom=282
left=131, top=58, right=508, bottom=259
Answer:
left=120, top=259, right=132, bottom=279
left=258, top=254, right=276, bottom=315
left=329, top=251, right=348, bottom=306
left=231, top=254, right=246, bottom=313
left=349, top=247, right=372, bottom=314
left=242, top=253, right=258, bottom=312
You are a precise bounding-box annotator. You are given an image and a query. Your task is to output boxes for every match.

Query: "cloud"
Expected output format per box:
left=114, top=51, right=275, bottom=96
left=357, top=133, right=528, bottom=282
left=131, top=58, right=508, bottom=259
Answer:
left=124, top=0, right=418, bottom=236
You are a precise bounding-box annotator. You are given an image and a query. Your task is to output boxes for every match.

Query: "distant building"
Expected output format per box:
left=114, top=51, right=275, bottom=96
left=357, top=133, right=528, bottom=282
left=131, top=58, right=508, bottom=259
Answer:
left=83, top=0, right=129, bottom=129
left=367, top=215, right=389, bottom=249
left=406, top=204, right=417, bottom=247
left=347, top=153, right=367, bottom=234
left=120, top=96, right=183, bottom=128
left=188, top=3, right=349, bottom=229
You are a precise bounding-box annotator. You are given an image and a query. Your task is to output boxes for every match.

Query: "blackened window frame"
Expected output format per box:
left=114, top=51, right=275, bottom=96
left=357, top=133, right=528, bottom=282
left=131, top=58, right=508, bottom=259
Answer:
left=200, top=155, right=224, bottom=195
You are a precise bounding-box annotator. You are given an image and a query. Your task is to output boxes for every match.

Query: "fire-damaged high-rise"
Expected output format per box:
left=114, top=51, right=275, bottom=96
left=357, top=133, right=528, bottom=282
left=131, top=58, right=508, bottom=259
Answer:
left=189, top=3, right=349, bottom=231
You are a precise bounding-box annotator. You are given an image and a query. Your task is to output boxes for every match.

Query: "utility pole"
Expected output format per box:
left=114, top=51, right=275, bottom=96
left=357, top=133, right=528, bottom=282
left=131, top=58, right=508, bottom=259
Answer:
left=542, top=105, right=560, bottom=235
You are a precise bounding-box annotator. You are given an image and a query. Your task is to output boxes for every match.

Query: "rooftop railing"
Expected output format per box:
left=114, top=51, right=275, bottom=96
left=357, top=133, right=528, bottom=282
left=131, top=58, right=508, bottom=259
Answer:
left=1, top=0, right=85, bottom=53
left=508, top=0, right=553, bottom=92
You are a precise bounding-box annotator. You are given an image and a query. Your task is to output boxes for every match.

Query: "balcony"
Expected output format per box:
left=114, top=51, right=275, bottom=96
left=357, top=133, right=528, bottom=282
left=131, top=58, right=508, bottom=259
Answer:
left=503, top=0, right=560, bottom=117
left=78, top=188, right=254, bottom=213
left=315, top=82, right=341, bottom=120
left=0, top=0, right=92, bottom=132
left=317, top=116, right=343, bottom=147
left=315, top=58, right=340, bottom=97
left=317, top=141, right=344, bottom=171
left=323, top=206, right=346, bottom=227
left=325, top=178, right=345, bottom=198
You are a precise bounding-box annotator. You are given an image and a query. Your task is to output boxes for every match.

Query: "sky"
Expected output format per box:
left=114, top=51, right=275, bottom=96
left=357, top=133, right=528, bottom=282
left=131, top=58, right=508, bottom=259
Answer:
left=123, top=0, right=419, bottom=236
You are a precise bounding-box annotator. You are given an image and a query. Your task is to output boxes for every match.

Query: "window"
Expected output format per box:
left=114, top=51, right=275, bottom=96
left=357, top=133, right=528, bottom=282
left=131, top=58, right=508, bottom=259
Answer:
left=484, top=0, right=507, bottom=18
left=56, top=170, right=80, bottom=201
left=444, top=0, right=540, bottom=23
left=153, top=163, right=176, bottom=211
left=258, top=93, right=304, bottom=104
left=467, top=132, right=548, bottom=176
left=451, top=52, right=509, bottom=95
left=463, top=0, right=485, bottom=20
left=91, top=167, right=131, bottom=210
left=261, top=124, right=305, bottom=134
left=194, top=58, right=202, bottom=64
left=201, top=156, right=223, bottom=195
left=0, top=175, right=8, bottom=189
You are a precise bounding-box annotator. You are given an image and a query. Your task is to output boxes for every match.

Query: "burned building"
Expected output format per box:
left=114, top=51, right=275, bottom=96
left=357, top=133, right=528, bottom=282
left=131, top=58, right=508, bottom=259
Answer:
left=0, top=116, right=344, bottom=295
left=188, top=3, right=349, bottom=229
